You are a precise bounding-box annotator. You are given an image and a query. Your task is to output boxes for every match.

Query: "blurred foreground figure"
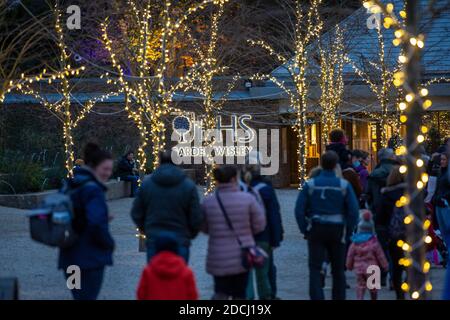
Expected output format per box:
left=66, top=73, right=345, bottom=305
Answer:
left=137, top=233, right=198, bottom=300
left=59, top=143, right=115, bottom=300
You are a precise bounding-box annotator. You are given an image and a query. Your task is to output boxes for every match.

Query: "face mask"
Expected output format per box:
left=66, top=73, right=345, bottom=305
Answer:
left=353, top=161, right=361, bottom=167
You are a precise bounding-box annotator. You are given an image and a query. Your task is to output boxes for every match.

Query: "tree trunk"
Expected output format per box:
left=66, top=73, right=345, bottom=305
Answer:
left=404, top=0, right=428, bottom=300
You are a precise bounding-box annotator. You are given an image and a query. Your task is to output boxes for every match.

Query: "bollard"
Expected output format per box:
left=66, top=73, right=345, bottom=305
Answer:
left=136, top=228, right=146, bottom=252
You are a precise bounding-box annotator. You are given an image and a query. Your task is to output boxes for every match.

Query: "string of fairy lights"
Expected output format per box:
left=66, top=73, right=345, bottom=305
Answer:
left=10, top=4, right=117, bottom=177
left=363, top=0, right=432, bottom=300
left=101, top=0, right=230, bottom=178
left=318, top=26, right=345, bottom=147
left=344, top=23, right=397, bottom=148
left=179, top=1, right=240, bottom=194
left=250, top=0, right=323, bottom=188
left=3, top=2, right=448, bottom=284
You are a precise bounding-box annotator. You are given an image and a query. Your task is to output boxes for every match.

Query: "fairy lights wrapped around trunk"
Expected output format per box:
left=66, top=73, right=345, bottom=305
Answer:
left=249, top=0, right=323, bottom=188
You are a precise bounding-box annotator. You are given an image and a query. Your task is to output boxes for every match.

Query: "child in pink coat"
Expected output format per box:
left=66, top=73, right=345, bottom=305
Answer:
left=346, top=210, right=388, bottom=300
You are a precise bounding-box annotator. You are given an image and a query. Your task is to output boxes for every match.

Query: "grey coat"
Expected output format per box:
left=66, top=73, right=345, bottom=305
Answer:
left=130, top=164, right=203, bottom=246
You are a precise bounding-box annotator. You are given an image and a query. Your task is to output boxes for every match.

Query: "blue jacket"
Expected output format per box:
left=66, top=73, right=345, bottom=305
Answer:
left=251, top=177, right=284, bottom=247
left=58, top=167, right=115, bottom=270
left=295, top=170, right=359, bottom=235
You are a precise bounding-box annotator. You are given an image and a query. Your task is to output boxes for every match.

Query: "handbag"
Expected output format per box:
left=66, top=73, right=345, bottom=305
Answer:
left=215, top=191, right=268, bottom=270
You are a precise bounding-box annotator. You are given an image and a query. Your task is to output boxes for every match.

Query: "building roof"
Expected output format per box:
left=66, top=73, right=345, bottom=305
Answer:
left=272, top=0, right=450, bottom=79
left=4, top=1, right=450, bottom=109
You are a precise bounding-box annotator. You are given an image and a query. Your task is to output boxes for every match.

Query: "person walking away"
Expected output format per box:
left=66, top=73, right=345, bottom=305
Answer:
left=366, top=148, right=398, bottom=213
left=377, top=166, right=407, bottom=299
left=116, top=151, right=139, bottom=197
left=433, top=151, right=450, bottom=300
left=131, top=150, right=202, bottom=263
left=58, top=143, right=115, bottom=300
left=202, top=165, right=266, bottom=300
left=295, top=151, right=359, bottom=300
left=241, top=156, right=284, bottom=300
left=346, top=210, right=388, bottom=300
left=342, top=152, right=363, bottom=199
left=326, top=128, right=352, bottom=170
left=352, top=150, right=370, bottom=191
left=136, top=233, right=198, bottom=300
left=365, top=147, right=397, bottom=286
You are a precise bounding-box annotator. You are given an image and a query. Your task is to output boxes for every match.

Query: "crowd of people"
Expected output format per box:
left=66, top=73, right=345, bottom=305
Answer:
left=56, top=128, right=450, bottom=300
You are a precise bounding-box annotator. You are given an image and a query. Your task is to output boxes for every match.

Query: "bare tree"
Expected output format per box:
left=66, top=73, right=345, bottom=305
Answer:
left=0, top=1, right=56, bottom=101
left=178, top=2, right=240, bottom=193
left=367, top=0, right=432, bottom=300
left=17, top=4, right=116, bottom=176
left=102, top=0, right=230, bottom=175
left=249, top=0, right=323, bottom=187
left=317, top=26, right=345, bottom=147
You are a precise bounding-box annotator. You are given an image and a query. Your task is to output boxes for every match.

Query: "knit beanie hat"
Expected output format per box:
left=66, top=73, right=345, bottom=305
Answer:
left=154, top=232, right=179, bottom=254
left=357, top=210, right=375, bottom=234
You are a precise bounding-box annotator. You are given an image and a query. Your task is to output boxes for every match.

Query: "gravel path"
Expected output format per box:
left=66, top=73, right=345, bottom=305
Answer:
left=0, top=188, right=445, bottom=300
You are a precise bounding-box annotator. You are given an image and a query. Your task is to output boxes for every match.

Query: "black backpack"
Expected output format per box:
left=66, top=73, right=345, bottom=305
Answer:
left=388, top=206, right=406, bottom=240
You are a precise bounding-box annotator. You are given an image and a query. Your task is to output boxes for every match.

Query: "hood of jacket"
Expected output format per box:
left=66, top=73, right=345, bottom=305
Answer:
left=326, top=142, right=346, bottom=153
left=151, top=164, right=186, bottom=187
left=326, top=143, right=351, bottom=169
left=351, top=232, right=375, bottom=244
left=150, top=251, right=186, bottom=279
left=68, top=166, right=107, bottom=191
left=369, top=159, right=398, bottom=180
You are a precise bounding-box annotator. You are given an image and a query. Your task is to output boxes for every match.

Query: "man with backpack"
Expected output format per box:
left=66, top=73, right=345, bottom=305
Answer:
left=377, top=166, right=407, bottom=299
left=295, top=151, right=359, bottom=300
left=365, top=147, right=398, bottom=286
left=366, top=148, right=398, bottom=213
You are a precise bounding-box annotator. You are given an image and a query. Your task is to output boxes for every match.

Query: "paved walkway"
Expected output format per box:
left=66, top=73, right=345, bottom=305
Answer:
left=0, top=188, right=446, bottom=299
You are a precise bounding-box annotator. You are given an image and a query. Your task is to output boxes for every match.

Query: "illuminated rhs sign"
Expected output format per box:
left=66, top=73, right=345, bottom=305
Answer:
left=171, top=113, right=279, bottom=175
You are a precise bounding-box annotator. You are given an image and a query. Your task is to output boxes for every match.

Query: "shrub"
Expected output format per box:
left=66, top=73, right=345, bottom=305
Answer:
left=0, top=160, right=45, bottom=194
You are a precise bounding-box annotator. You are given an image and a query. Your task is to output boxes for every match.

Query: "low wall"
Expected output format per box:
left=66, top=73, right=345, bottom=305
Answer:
left=0, top=179, right=132, bottom=209
left=0, top=169, right=197, bottom=209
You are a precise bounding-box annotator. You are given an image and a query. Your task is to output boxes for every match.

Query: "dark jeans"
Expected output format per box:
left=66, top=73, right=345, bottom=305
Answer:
left=388, top=240, right=405, bottom=300
left=146, top=243, right=190, bottom=263
left=307, top=223, right=346, bottom=300
left=214, top=272, right=249, bottom=299
left=122, top=175, right=139, bottom=197
left=64, top=267, right=104, bottom=300
left=268, top=250, right=278, bottom=298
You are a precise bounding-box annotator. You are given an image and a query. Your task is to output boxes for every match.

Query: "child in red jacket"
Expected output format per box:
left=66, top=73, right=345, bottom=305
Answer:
left=137, top=233, right=198, bottom=300
left=346, top=210, right=388, bottom=300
